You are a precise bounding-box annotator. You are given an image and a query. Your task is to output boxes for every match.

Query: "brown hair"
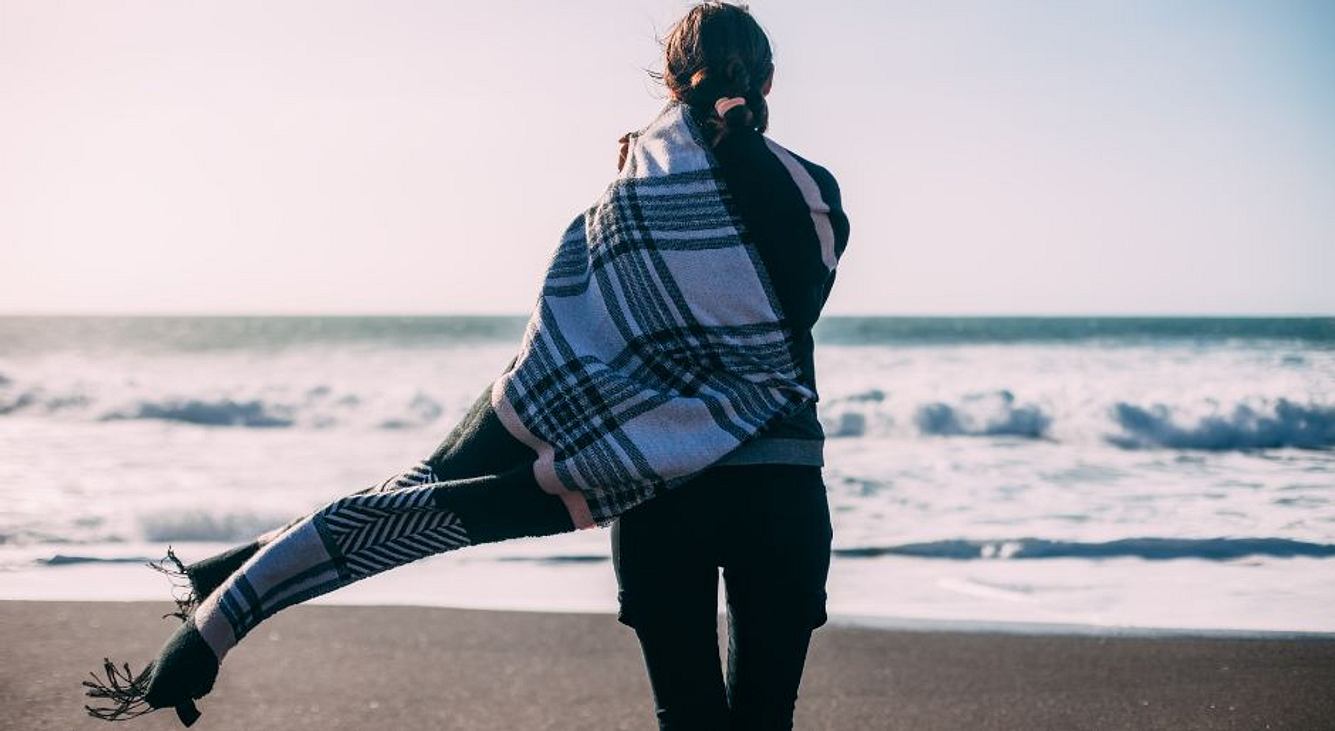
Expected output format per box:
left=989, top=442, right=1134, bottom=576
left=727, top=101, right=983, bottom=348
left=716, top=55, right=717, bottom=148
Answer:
left=658, top=2, right=774, bottom=143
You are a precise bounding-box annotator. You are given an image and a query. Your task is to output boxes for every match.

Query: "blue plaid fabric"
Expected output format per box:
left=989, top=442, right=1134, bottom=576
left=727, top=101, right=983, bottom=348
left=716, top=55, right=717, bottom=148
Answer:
left=495, top=103, right=816, bottom=522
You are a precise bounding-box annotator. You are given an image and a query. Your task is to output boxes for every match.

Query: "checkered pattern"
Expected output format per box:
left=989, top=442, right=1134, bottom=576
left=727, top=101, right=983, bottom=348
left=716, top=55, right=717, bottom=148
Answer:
left=496, top=103, right=816, bottom=521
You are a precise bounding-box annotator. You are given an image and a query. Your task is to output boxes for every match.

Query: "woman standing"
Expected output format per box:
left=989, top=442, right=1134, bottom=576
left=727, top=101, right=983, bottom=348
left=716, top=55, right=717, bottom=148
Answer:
left=83, top=3, right=847, bottom=728
left=612, top=4, right=850, bottom=729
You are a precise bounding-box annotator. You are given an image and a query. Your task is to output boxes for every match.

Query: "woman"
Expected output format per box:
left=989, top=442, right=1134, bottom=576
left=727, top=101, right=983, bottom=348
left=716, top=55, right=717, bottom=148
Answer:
left=83, top=2, right=847, bottom=728
left=611, top=4, right=848, bottom=729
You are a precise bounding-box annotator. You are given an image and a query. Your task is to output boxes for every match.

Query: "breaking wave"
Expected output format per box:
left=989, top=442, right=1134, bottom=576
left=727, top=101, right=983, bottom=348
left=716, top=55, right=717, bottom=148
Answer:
left=496, top=554, right=610, bottom=564
left=1, top=371, right=1330, bottom=453
left=137, top=509, right=288, bottom=543
left=914, top=390, right=1051, bottom=439
left=1108, top=399, right=1335, bottom=450
left=818, top=389, right=1052, bottom=439
left=38, top=554, right=157, bottom=566
left=104, top=399, right=295, bottom=428
left=0, top=380, right=451, bottom=431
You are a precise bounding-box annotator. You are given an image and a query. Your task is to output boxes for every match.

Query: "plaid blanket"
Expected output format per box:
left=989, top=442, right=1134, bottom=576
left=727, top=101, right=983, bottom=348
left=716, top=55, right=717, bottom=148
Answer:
left=495, top=103, right=819, bottom=525
left=84, top=101, right=836, bottom=725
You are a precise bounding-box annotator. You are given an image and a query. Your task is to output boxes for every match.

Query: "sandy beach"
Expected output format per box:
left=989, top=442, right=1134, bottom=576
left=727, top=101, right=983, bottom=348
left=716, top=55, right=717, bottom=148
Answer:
left=2, top=601, right=1332, bottom=730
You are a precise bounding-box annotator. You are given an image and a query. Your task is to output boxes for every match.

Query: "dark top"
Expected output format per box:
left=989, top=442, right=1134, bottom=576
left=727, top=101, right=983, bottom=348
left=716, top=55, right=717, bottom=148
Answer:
left=707, top=124, right=850, bottom=466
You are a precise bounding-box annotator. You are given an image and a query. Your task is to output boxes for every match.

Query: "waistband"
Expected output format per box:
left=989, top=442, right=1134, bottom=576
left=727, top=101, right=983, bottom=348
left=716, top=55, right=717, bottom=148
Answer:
left=713, top=437, right=824, bottom=467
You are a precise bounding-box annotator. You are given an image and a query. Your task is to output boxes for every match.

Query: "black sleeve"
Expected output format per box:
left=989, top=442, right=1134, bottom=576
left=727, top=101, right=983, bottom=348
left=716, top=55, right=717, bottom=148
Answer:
left=795, top=154, right=850, bottom=271
left=711, top=129, right=845, bottom=332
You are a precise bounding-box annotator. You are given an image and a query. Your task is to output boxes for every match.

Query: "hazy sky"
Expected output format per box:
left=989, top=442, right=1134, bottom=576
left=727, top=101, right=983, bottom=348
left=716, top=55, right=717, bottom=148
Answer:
left=2, top=0, right=1332, bottom=315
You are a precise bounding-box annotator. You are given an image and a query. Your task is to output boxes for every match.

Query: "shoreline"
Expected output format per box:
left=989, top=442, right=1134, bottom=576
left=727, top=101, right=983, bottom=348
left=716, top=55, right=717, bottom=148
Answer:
left=5, top=600, right=1335, bottom=730
left=5, top=551, right=1335, bottom=637
left=6, top=594, right=1335, bottom=643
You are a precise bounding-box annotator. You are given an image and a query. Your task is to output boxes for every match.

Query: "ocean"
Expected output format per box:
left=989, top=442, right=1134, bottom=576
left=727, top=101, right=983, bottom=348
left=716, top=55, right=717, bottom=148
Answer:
left=2, top=315, right=1332, bottom=633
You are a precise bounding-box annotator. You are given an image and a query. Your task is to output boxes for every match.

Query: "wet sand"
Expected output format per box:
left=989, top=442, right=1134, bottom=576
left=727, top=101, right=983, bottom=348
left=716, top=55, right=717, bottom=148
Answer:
left=3, top=601, right=1333, bottom=730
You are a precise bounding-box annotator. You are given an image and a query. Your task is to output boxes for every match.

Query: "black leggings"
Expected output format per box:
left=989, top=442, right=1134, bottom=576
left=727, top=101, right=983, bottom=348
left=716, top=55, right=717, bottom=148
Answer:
left=611, top=463, right=833, bottom=730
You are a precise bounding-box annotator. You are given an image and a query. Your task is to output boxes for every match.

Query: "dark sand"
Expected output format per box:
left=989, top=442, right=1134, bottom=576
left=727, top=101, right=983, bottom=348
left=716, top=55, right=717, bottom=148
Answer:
left=2, top=601, right=1333, bottom=730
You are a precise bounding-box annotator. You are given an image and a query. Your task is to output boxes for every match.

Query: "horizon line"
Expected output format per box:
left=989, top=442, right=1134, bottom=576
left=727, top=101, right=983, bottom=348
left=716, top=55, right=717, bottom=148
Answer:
left=1, top=311, right=1332, bottom=319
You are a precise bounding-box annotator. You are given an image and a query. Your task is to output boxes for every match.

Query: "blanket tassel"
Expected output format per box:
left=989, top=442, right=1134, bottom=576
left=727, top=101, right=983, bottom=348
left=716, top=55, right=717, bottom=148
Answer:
left=82, top=659, right=153, bottom=721
left=83, top=658, right=201, bottom=726
left=146, top=546, right=199, bottom=622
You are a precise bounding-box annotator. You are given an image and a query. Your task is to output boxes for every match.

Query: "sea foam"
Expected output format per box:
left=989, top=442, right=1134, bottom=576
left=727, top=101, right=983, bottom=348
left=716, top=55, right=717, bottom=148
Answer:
left=832, top=537, right=1335, bottom=561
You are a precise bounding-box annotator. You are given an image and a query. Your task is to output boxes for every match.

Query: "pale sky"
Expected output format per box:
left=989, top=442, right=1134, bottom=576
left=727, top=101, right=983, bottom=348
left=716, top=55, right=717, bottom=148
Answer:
left=1, top=0, right=1332, bottom=316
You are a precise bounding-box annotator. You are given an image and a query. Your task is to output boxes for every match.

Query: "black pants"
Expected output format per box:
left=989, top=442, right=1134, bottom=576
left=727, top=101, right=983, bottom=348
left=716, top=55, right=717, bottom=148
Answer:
left=611, top=463, right=833, bottom=730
